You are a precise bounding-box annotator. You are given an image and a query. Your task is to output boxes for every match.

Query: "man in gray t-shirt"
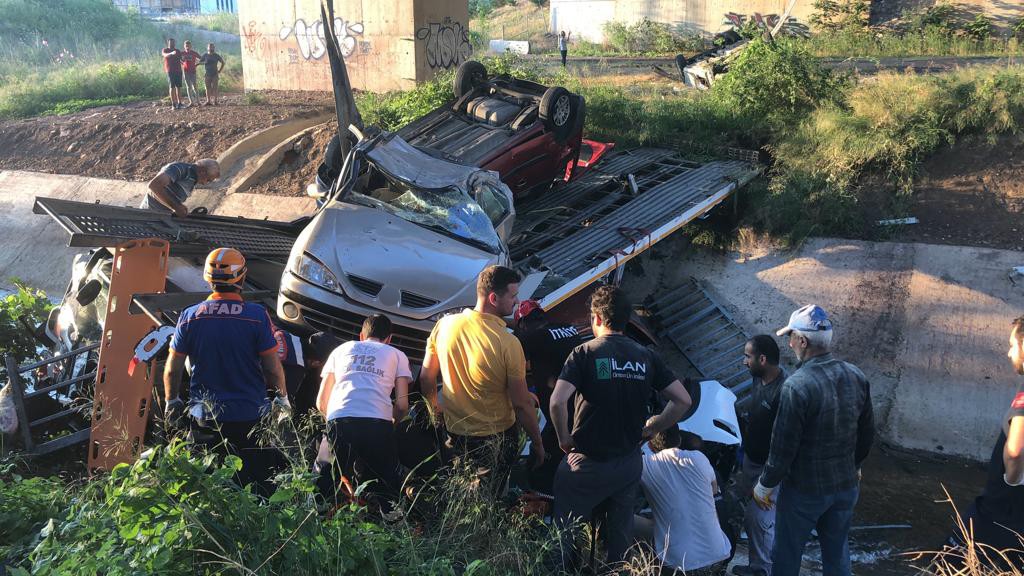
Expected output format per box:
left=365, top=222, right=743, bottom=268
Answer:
left=142, top=159, right=220, bottom=216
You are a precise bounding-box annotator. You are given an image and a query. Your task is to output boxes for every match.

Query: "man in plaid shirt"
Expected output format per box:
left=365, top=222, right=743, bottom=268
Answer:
left=751, top=304, right=874, bottom=576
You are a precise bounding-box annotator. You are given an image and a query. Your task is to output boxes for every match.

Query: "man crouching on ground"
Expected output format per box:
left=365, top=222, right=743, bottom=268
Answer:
left=142, top=158, right=220, bottom=216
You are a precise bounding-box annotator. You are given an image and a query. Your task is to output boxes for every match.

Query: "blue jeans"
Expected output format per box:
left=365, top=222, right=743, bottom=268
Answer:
left=772, top=484, right=859, bottom=576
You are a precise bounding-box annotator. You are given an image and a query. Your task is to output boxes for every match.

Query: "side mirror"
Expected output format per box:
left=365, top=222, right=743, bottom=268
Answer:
left=75, top=279, right=102, bottom=306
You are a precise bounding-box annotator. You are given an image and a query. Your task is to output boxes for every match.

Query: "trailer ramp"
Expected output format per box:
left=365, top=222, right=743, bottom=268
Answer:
left=511, top=148, right=760, bottom=310
left=646, top=278, right=753, bottom=396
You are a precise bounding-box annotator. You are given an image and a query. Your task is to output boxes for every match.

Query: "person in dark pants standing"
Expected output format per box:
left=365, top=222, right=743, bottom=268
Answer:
left=163, top=248, right=289, bottom=497
left=198, top=43, right=225, bottom=105
left=950, top=316, right=1024, bottom=569
left=558, top=30, right=571, bottom=67
left=315, top=314, right=412, bottom=515
left=752, top=305, right=874, bottom=576
left=550, top=285, right=692, bottom=571
left=733, top=335, right=786, bottom=576
left=162, top=38, right=182, bottom=110
left=514, top=299, right=582, bottom=494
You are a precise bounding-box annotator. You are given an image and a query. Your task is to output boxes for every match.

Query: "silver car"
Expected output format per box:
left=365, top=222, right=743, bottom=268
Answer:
left=277, top=132, right=515, bottom=361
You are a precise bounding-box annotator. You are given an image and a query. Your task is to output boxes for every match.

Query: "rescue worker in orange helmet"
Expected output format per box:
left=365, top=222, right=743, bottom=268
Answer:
left=163, top=247, right=289, bottom=496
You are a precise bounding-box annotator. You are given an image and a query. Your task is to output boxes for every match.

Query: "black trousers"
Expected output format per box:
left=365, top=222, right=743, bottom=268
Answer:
left=560, top=49, right=568, bottom=67
left=445, top=425, right=520, bottom=499
left=189, top=418, right=284, bottom=498
left=319, top=417, right=402, bottom=513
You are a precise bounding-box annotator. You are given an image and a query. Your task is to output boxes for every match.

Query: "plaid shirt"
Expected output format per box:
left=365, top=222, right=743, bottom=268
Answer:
left=760, top=353, right=874, bottom=494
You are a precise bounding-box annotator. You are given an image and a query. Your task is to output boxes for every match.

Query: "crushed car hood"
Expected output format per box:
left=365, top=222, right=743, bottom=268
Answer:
left=302, top=201, right=499, bottom=318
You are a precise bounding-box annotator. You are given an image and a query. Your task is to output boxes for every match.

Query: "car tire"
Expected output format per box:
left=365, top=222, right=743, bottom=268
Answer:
left=453, top=60, right=487, bottom=99
left=539, top=86, right=575, bottom=140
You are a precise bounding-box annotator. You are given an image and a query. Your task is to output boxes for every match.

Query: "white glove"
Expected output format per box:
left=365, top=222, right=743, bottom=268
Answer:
left=272, top=395, right=292, bottom=424
left=1004, top=472, right=1024, bottom=487
left=753, top=480, right=776, bottom=510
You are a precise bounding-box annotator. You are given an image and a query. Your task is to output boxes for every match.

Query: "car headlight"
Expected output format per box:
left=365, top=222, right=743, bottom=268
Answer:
left=429, top=307, right=468, bottom=322
left=292, top=252, right=342, bottom=294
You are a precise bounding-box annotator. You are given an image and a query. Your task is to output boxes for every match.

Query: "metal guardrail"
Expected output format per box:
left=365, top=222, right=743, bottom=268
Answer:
left=3, top=344, right=98, bottom=456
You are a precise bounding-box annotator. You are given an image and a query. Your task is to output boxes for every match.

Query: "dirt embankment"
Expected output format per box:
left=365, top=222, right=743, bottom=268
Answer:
left=247, top=121, right=337, bottom=197
left=0, top=91, right=333, bottom=182
left=900, top=135, right=1024, bottom=250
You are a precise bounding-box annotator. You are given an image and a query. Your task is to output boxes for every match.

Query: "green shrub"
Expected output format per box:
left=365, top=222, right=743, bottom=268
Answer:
left=810, top=0, right=871, bottom=32
left=26, top=441, right=390, bottom=575
left=0, top=468, right=67, bottom=564
left=0, top=281, right=53, bottom=380
left=602, top=19, right=685, bottom=54
left=711, top=39, right=848, bottom=131
left=964, top=13, right=993, bottom=42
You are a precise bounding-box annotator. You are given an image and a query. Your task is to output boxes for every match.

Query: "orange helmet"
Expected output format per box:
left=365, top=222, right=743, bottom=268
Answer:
left=204, top=247, right=247, bottom=286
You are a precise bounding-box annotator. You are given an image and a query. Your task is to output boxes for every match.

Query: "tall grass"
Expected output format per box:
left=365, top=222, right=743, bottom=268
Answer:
left=0, top=0, right=242, bottom=119
left=805, top=28, right=1023, bottom=58
left=169, top=12, right=240, bottom=36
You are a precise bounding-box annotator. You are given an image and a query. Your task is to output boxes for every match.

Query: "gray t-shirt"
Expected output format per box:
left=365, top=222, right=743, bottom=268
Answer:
left=141, top=162, right=197, bottom=211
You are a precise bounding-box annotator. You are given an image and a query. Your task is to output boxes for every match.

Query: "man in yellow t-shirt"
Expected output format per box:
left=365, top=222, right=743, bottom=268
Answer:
left=420, top=265, right=545, bottom=496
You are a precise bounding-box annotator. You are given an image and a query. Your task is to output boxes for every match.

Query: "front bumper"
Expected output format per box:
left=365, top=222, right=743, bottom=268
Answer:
left=277, top=272, right=434, bottom=363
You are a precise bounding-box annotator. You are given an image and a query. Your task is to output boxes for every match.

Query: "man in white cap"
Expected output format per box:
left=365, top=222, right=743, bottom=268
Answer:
left=751, top=304, right=874, bottom=576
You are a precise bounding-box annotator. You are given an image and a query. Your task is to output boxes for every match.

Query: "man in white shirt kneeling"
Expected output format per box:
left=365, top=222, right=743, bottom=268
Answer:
left=637, top=426, right=732, bottom=575
left=317, top=314, right=412, bottom=515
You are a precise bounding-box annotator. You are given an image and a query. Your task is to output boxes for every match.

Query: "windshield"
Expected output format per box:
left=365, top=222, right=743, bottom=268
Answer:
left=347, top=170, right=502, bottom=253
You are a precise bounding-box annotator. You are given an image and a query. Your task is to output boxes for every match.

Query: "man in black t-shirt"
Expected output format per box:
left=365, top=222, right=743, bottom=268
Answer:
left=550, top=286, right=692, bottom=570
left=733, top=335, right=786, bottom=576
left=515, top=299, right=583, bottom=493
left=952, top=317, right=1024, bottom=569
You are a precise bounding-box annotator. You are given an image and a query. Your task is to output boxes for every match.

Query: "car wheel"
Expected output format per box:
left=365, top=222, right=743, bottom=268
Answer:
left=540, top=87, right=575, bottom=140
left=453, top=60, right=487, bottom=99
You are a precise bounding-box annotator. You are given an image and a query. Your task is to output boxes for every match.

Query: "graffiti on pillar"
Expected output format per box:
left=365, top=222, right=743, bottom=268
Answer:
left=279, top=17, right=365, bottom=60
left=242, top=21, right=269, bottom=56
left=416, top=17, right=472, bottom=69
left=723, top=12, right=810, bottom=38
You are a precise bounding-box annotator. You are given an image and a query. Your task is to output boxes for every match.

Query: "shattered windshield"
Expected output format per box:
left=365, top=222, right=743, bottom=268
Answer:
left=347, top=171, right=502, bottom=254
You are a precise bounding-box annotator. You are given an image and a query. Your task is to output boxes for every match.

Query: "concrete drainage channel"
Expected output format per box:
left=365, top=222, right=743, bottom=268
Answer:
left=211, top=113, right=332, bottom=196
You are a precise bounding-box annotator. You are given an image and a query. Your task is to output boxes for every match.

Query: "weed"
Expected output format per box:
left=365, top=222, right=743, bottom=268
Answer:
left=603, top=19, right=689, bottom=55
left=244, top=91, right=267, bottom=106
left=0, top=280, right=53, bottom=380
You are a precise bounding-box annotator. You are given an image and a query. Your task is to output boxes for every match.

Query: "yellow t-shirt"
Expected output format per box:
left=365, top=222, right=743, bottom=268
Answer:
left=427, top=309, right=525, bottom=437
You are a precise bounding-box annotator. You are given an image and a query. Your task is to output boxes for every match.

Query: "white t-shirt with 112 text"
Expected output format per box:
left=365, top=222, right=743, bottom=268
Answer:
left=321, top=340, right=412, bottom=422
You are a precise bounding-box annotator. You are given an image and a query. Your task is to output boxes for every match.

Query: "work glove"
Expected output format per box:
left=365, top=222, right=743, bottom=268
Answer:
left=272, top=395, right=292, bottom=425
left=164, top=398, right=185, bottom=431
left=752, top=480, right=776, bottom=511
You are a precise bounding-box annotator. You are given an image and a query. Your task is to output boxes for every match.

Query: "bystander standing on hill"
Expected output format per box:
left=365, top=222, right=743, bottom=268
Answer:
left=162, top=38, right=182, bottom=110
left=199, top=43, right=225, bottom=106
left=558, top=30, right=571, bottom=67
left=753, top=305, right=874, bottom=576
left=179, top=40, right=201, bottom=108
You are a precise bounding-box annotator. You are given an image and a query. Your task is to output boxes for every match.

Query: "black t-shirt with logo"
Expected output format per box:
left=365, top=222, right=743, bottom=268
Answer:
left=520, top=322, right=582, bottom=421
left=559, top=333, right=676, bottom=461
left=975, top=383, right=1024, bottom=530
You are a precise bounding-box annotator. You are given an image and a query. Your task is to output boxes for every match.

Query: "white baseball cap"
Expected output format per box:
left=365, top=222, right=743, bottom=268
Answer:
left=777, top=304, right=833, bottom=336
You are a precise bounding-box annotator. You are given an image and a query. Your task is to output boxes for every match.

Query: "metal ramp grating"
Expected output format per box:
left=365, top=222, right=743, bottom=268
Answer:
left=533, top=160, right=752, bottom=281
left=647, top=278, right=753, bottom=396
left=33, top=197, right=300, bottom=259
